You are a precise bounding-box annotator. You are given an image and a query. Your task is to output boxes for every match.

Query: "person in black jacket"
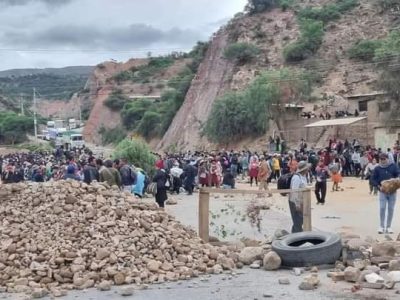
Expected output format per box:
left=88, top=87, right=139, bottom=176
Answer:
left=222, top=168, right=235, bottom=189
left=183, top=161, right=196, bottom=195
left=83, top=157, right=99, bottom=184
left=152, top=168, right=168, bottom=208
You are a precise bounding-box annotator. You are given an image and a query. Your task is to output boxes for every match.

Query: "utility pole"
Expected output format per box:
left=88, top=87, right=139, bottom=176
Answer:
left=33, top=88, right=38, bottom=140
left=20, top=93, right=24, bottom=116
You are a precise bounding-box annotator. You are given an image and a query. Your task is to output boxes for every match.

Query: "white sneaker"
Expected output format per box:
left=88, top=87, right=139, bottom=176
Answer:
left=378, top=227, right=385, bottom=234
left=386, top=227, right=394, bottom=234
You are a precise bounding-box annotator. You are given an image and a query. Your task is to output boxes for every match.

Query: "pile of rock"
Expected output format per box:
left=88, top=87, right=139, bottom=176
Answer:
left=328, top=233, right=400, bottom=290
left=0, top=181, right=238, bottom=297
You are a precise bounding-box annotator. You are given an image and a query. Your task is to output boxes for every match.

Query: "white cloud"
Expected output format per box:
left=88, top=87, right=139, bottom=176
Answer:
left=0, top=0, right=247, bottom=69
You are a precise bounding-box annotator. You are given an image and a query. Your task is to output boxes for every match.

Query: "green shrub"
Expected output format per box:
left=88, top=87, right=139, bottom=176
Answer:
left=224, top=42, right=261, bottom=64
left=0, top=112, right=34, bottom=144
left=298, top=0, right=357, bottom=23
left=279, top=0, right=294, bottom=11
left=98, top=125, right=127, bottom=145
left=283, top=19, right=324, bottom=62
left=284, top=0, right=357, bottom=62
left=121, top=99, right=155, bottom=130
left=204, top=69, right=312, bottom=142
left=113, top=138, right=156, bottom=175
left=112, top=56, right=175, bottom=84
left=136, top=111, right=161, bottom=138
left=245, top=0, right=278, bottom=14
left=374, top=30, right=400, bottom=61
left=348, top=40, right=382, bottom=61
left=104, top=89, right=128, bottom=111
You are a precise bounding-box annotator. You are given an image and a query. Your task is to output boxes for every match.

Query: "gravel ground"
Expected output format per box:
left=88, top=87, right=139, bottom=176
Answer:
left=2, top=178, right=400, bottom=299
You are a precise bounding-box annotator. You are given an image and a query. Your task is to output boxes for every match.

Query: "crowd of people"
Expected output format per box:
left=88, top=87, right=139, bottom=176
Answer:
left=2, top=136, right=400, bottom=234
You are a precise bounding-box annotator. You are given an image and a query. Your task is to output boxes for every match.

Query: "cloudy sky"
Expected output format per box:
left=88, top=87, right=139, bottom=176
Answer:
left=0, top=0, right=247, bottom=70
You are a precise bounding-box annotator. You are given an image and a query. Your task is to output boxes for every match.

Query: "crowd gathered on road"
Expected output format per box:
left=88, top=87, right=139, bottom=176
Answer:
left=2, top=137, right=400, bottom=235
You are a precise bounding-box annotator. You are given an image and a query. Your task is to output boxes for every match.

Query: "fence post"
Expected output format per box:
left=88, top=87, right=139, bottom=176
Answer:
left=199, top=189, right=210, bottom=242
left=303, top=188, right=312, bottom=231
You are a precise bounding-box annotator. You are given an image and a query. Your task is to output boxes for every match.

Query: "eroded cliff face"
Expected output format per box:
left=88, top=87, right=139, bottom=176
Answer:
left=157, top=29, right=235, bottom=151
left=158, top=1, right=397, bottom=151
left=82, top=60, right=148, bottom=144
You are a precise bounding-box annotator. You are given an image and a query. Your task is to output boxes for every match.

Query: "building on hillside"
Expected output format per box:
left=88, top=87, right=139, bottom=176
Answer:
left=346, top=92, right=400, bottom=150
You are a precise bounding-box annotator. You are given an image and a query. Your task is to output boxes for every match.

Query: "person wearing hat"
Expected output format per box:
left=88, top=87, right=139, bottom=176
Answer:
left=371, top=153, right=400, bottom=234
left=288, top=161, right=310, bottom=233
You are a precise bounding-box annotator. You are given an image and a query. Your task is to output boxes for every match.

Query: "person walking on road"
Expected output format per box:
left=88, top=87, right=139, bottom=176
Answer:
left=371, top=153, right=400, bottom=234
left=258, top=155, right=272, bottom=196
left=315, top=160, right=329, bottom=205
left=288, top=161, right=310, bottom=233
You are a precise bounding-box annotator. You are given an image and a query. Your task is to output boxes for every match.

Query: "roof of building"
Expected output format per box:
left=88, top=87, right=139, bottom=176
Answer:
left=304, top=117, right=367, bottom=128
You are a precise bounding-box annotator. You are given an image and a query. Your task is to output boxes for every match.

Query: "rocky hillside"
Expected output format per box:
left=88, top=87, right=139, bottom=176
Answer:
left=158, top=0, right=399, bottom=151
left=82, top=56, right=194, bottom=145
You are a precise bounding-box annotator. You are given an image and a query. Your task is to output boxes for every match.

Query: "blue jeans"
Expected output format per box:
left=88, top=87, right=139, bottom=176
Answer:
left=379, top=192, right=397, bottom=228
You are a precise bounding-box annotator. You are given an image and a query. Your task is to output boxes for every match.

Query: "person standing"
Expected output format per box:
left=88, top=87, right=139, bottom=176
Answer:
left=83, top=156, right=99, bottom=184
left=152, top=167, right=168, bottom=209
left=288, top=161, right=310, bottom=233
left=119, top=158, right=137, bottom=193
left=365, top=158, right=378, bottom=195
left=99, top=160, right=122, bottom=188
left=271, top=154, right=281, bottom=180
left=372, top=153, right=400, bottom=234
left=258, top=155, right=271, bottom=195
left=315, top=160, right=329, bottom=205
left=249, top=157, right=259, bottom=187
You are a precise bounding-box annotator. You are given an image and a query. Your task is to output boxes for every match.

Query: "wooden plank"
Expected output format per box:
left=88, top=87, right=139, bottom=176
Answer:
left=198, top=190, right=210, bottom=242
left=200, top=187, right=314, bottom=195
left=303, top=189, right=312, bottom=231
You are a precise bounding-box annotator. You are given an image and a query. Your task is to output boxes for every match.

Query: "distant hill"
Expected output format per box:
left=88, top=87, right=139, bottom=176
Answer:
left=0, top=66, right=94, bottom=78
left=0, top=66, right=94, bottom=101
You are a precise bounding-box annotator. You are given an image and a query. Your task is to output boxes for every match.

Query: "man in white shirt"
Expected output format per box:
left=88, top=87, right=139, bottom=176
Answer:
left=288, top=161, right=310, bottom=233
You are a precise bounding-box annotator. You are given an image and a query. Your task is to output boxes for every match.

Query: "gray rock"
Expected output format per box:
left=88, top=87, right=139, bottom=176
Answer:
left=365, top=265, right=380, bottom=273
left=250, top=261, right=261, bottom=269
left=387, top=271, right=400, bottom=282
left=263, top=251, right=281, bottom=271
left=365, top=273, right=384, bottom=284
left=389, top=260, right=400, bottom=271
left=344, top=266, right=361, bottom=282
left=372, top=241, right=400, bottom=256
left=31, top=288, right=48, bottom=299
left=358, top=270, right=373, bottom=282
left=274, top=229, right=289, bottom=239
left=278, top=277, right=290, bottom=285
left=293, top=268, right=304, bottom=276
left=120, top=286, right=135, bottom=296
left=238, top=247, right=265, bottom=265
left=97, top=280, right=112, bottom=291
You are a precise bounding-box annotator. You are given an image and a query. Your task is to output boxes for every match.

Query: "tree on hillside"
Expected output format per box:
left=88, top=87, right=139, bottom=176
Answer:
left=204, top=68, right=312, bottom=143
left=224, top=43, right=261, bottom=65
left=245, top=0, right=278, bottom=14
left=0, top=112, right=34, bottom=144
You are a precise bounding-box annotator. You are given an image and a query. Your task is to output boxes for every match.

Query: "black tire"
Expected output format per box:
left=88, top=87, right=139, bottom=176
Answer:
left=272, top=231, right=342, bottom=267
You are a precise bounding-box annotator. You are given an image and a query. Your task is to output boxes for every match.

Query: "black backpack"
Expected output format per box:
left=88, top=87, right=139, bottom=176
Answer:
left=277, top=173, right=298, bottom=196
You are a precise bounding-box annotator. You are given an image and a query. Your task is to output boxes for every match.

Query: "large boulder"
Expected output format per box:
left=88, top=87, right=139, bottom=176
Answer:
left=263, top=251, right=281, bottom=270
left=238, top=247, right=266, bottom=265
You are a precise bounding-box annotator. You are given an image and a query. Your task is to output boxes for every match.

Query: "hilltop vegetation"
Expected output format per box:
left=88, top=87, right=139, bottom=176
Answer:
left=0, top=65, right=92, bottom=105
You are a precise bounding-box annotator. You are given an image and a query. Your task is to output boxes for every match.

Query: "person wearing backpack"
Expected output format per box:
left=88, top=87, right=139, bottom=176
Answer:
left=119, top=158, right=137, bottom=192
left=288, top=161, right=310, bottom=233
